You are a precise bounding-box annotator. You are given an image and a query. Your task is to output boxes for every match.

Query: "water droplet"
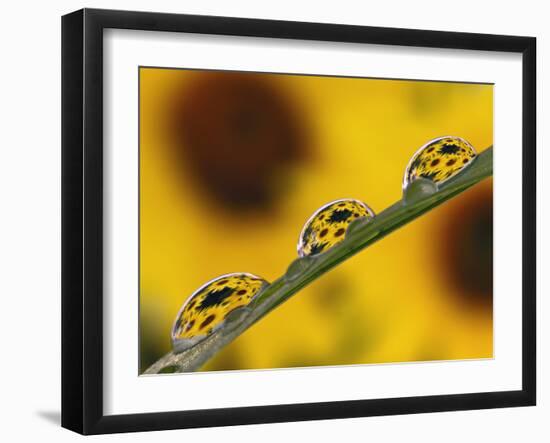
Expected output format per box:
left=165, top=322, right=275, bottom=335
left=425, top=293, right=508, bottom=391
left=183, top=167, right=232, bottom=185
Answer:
left=346, top=216, right=372, bottom=235
left=403, top=177, right=438, bottom=204
left=286, top=256, right=316, bottom=280
left=297, top=198, right=375, bottom=257
left=171, top=272, right=269, bottom=353
left=223, top=306, right=253, bottom=328
left=403, top=136, right=477, bottom=190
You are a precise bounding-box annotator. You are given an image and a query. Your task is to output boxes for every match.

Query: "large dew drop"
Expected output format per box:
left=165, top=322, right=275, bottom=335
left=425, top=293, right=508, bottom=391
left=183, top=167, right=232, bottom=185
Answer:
left=297, top=198, right=375, bottom=257
left=171, top=273, right=269, bottom=353
left=403, top=136, right=477, bottom=190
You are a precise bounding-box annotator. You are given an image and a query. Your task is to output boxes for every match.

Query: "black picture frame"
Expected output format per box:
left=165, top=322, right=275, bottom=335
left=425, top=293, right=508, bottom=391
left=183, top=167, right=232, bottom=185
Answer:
left=62, top=8, right=536, bottom=435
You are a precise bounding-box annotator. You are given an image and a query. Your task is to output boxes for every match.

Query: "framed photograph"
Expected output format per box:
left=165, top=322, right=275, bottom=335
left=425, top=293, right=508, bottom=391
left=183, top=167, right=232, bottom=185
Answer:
left=62, top=8, right=536, bottom=435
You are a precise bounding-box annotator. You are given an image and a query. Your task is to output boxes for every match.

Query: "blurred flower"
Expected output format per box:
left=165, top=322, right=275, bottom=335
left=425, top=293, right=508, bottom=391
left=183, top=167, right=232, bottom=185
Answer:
left=167, top=70, right=311, bottom=212
left=139, top=68, right=493, bottom=372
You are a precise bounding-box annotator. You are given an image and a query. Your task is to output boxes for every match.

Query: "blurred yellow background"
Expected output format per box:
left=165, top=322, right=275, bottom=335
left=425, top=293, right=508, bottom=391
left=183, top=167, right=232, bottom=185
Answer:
left=139, top=67, right=493, bottom=373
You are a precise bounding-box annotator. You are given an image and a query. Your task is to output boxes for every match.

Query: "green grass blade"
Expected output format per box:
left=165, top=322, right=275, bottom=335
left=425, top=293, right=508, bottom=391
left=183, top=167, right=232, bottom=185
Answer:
left=143, top=146, right=493, bottom=374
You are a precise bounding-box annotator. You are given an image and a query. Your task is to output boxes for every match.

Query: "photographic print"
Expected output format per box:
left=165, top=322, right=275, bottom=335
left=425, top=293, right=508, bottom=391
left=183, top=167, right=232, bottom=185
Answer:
left=62, top=9, right=535, bottom=433
left=139, top=67, right=494, bottom=374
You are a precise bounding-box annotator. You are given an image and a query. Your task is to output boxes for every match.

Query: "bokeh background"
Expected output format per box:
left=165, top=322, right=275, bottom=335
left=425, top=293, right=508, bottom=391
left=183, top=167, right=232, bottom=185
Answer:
left=139, top=67, right=493, bottom=373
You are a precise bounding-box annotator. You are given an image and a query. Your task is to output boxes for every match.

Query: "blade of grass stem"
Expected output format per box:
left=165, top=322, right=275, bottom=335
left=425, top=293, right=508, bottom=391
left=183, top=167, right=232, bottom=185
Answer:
left=143, top=147, right=493, bottom=374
